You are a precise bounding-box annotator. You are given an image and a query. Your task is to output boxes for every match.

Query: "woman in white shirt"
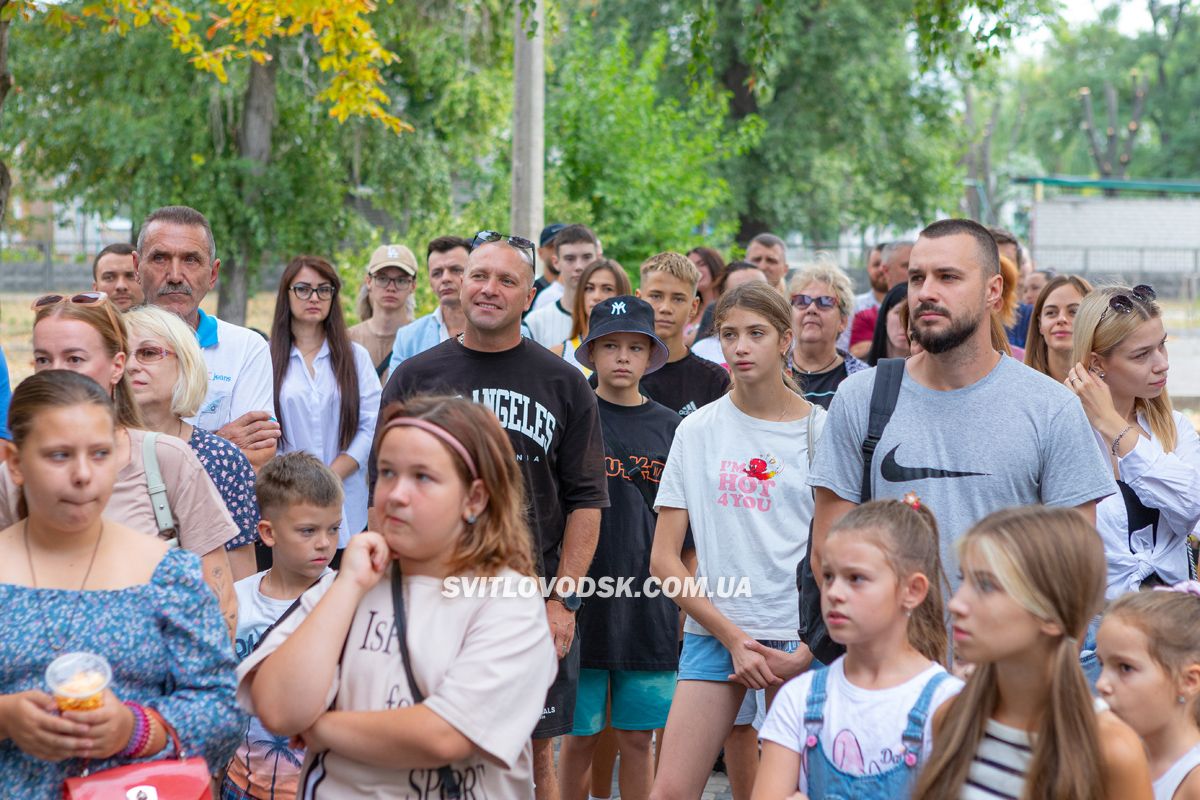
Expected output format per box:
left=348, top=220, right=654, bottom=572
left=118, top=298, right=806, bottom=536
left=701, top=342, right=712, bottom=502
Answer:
left=1065, top=283, right=1200, bottom=599
left=270, top=256, right=382, bottom=552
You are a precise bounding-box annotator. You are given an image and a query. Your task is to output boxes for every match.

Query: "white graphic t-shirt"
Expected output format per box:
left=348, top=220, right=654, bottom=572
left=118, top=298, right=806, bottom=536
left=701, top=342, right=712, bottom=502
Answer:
left=655, top=394, right=825, bottom=639
left=236, top=568, right=557, bottom=799
left=760, top=657, right=962, bottom=793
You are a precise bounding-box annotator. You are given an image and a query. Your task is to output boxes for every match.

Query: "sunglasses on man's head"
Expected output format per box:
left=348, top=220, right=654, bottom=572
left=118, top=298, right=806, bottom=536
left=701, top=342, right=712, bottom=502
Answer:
left=471, top=231, right=536, bottom=268
left=790, top=293, right=839, bottom=310
left=1101, top=284, right=1156, bottom=321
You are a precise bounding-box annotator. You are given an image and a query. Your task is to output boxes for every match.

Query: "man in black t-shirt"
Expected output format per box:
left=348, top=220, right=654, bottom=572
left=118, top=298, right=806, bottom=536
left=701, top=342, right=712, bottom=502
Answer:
left=637, top=252, right=731, bottom=416
left=377, top=232, right=608, bottom=800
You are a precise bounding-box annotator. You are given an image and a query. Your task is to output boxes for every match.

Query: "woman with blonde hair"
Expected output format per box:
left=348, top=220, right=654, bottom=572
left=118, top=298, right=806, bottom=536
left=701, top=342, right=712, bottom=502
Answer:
left=1064, top=284, right=1200, bottom=598
left=1024, top=274, right=1093, bottom=383
left=125, top=305, right=261, bottom=560
left=912, top=506, right=1152, bottom=800
left=787, top=261, right=867, bottom=409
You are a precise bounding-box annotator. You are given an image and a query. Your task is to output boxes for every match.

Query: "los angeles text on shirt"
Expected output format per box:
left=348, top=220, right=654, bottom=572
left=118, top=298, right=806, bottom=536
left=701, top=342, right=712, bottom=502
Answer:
left=471, top=388, right=558, bottom=452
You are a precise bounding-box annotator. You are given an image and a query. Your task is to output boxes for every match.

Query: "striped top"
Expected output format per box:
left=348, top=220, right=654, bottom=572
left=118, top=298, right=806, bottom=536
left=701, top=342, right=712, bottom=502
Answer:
left=962, top=698, right=1108, bottom=799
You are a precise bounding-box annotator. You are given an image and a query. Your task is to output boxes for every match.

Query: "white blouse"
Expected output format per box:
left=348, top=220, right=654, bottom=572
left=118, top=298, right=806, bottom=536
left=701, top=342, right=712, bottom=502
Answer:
left=1094, top=410, right=1200, bottom=598
left=278, top=339, right=381, bottom=546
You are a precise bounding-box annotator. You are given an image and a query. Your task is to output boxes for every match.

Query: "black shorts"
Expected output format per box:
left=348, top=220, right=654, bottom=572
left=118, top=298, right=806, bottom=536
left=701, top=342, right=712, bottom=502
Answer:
left=532, top=631, right=580, bottom=739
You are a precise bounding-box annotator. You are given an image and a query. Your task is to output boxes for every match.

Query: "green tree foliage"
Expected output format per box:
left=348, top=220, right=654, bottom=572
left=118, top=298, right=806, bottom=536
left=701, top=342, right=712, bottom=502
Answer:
left=545, top=21, right=761, bottom=267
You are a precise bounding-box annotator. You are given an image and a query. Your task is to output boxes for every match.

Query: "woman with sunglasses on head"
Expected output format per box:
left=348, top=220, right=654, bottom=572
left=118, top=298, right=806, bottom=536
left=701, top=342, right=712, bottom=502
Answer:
left=550, top=258, right=632, bottom=375
left=124, top=305, right=261, bottom=560
left=1024, top=274, right=1093, bottom=384
left=1066, top=284, right=1200, bottom=602
left=271, top=256, right=382, bottom=559
left=0, top=292, right=245, bottom=633
left=0, top=370, right=243, bottom=799
left=787, top=262, right=868, bottom=410
left=349, top=245, right=418, bottom=379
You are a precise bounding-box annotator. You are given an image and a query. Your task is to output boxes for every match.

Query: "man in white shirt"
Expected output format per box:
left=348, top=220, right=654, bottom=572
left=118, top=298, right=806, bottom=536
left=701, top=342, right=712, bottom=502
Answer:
left=524, top=223, right=599, bottom=347
left=136, top=205, right=280, bottom=469
left=530, top=222, right=566, bottom=312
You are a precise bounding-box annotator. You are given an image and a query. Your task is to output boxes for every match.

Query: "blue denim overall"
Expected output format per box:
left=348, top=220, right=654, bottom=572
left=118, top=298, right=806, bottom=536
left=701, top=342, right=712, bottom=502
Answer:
left=803, top=667, right=949, bottom=799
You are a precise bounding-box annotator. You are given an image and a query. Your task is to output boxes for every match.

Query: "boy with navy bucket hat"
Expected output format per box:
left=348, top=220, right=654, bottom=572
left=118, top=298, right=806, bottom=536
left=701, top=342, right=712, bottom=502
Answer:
left=557, top=296, right=682, bottom=800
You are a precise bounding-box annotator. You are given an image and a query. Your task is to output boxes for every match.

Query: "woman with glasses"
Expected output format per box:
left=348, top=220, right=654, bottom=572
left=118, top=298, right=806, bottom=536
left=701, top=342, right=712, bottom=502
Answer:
left=787, top=262, right=868, bottom=410
left=349, top=245, right=418, bottom=378
left=124, top=305, right=260, bottom=558
left=271, top=256, right=381, bottom=558
left=1066, top=284, right=1200, bottom=599
left=0, top=291, right=245, bottom=631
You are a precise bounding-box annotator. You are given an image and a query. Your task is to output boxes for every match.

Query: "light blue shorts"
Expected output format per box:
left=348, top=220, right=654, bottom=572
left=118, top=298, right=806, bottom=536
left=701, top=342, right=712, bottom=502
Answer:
left=570, top=668, right=677, bottom=736
left=677, top=632, right=800, bottom=683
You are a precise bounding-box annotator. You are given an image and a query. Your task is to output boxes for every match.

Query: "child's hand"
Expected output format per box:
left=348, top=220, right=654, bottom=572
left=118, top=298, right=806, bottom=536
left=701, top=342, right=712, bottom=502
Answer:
left=727, top=639, right=783, bottom=690
left=339, top=532, right=391, bottom=591
left=742, top=640, right=812, bottom=682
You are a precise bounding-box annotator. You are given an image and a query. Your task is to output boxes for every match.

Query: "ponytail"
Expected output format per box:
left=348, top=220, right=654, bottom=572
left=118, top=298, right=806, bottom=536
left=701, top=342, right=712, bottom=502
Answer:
left=1026, top=636, right=1103, bottom=800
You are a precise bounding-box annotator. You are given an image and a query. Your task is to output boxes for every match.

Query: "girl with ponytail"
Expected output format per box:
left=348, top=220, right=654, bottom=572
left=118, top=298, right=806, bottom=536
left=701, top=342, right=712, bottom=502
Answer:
left=752, top=496, right=963, bottom=799
left=913, top=506, right=1152, bottom=800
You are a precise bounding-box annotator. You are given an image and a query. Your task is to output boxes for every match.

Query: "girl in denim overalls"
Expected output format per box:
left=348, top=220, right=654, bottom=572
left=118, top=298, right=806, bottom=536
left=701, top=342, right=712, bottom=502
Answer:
left=755, top=497, right=962, bottom=799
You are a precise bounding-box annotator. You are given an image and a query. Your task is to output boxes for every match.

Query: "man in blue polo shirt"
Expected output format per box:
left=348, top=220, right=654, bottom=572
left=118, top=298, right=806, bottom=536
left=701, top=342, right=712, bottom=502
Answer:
left=387, top=235, right=470, bottom=376
left=136, top=205, right=280, bottom=468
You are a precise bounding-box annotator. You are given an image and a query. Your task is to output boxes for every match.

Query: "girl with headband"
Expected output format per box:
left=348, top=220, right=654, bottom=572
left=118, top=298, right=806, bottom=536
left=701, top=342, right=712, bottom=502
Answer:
left=237, top=395, right=557, bottom=797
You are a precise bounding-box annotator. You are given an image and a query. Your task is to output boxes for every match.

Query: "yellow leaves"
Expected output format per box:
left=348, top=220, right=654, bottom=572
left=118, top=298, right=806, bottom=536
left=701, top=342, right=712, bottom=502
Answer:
left=50, top=0, right=408, bottom=134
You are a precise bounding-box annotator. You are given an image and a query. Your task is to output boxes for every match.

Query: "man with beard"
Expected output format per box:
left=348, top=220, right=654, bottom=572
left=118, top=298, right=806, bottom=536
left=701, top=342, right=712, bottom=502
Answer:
left=806, top=218, right=1113, bottom=590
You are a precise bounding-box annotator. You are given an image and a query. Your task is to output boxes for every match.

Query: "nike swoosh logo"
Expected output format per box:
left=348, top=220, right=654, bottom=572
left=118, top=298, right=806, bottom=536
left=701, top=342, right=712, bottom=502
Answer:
left=880, top=445, right=990, bottom=482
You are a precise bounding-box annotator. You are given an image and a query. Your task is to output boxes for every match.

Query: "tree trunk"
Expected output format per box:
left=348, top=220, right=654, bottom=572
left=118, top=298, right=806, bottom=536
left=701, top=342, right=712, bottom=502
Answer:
left=0, top=2, right=15, bottom=228
left=218, top=54, right=277, bottom=326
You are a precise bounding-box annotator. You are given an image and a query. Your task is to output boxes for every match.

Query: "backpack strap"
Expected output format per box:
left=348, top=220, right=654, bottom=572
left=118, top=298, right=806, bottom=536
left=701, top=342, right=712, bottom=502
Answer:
left=860, top=358, right=905, bottom=503
left=141, top=432, right=178, bottom=543
left=391, top=567, right=461, bottom=799
left=900, top=670, right=951, bottom=768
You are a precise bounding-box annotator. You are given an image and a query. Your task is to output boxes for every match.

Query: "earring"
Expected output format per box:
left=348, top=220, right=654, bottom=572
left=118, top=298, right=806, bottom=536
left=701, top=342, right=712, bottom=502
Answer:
left=1098, top=371, right=1106, bottom=379
left=904, top=608, right=912, bottom=618
left=466, top=514, right=477, bottom=525
left=1180, top=695, right=1188, bottom=705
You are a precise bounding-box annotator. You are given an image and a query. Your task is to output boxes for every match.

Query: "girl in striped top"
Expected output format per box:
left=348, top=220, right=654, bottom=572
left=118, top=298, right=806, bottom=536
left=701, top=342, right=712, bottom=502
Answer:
left=912, top=506, right=1153, bottom=800
left=1096, top=585, right=1200, bottom=800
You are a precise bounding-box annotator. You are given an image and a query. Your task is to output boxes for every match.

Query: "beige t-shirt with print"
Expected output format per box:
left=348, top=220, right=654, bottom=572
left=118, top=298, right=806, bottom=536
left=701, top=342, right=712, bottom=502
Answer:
left=236, top=567, right=557, bottom=799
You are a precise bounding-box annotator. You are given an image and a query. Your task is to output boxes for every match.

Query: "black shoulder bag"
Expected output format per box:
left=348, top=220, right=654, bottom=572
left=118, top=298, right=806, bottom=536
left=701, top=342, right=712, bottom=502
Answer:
left=797, top=358, right=905, bottom=664
left=391, top=567, right=462, bottom=799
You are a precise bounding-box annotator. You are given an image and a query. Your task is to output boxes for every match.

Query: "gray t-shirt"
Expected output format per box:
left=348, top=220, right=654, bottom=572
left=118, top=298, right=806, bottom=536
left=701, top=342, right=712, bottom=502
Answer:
left=808, top=356, right=1115, bottom=583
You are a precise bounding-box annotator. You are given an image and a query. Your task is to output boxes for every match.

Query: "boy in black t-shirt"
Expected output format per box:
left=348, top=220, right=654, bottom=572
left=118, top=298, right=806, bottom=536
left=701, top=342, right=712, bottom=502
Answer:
left=637, top=252, right=731, bottom=416
left=558, top=296, right=681, bottom=800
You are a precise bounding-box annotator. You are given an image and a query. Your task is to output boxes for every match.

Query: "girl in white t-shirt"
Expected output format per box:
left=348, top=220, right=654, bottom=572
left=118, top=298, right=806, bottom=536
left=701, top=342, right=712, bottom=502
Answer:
left=1096, top=585, right=1200, bottom=800
left=651, top=282, right=824, bottom=798
left=912, top=506, right=1153, bottom=800
left=237, top=395, right=557, bottom=799
left=753, top=497, right=963, bottom=799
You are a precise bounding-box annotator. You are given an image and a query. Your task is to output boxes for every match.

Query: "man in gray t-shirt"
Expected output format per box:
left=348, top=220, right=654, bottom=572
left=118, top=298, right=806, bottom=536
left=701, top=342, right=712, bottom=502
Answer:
left=807, top=219, right=1115, bottom=585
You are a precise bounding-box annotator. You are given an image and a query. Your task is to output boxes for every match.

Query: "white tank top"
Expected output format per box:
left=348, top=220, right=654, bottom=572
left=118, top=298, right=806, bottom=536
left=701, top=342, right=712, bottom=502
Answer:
left=560, top=336, right=591, bottom=376
left=1155, top=742, right=1200, bottom=800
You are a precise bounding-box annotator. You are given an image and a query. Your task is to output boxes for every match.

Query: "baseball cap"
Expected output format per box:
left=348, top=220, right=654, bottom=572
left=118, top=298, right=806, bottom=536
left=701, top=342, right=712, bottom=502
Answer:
left=367, top=244, right=418, bottom=277
left=576, top=295, right=670, bottom=374
left=539, top=223, right=567, bottom=248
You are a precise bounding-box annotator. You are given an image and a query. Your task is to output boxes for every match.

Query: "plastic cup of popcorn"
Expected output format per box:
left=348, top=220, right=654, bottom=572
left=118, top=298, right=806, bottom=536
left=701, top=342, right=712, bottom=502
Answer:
left=45, top=652, right=111, bottom=712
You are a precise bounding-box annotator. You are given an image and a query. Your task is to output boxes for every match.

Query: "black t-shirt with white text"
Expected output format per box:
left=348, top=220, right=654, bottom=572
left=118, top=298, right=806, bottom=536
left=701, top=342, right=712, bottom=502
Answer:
left=376, top=338, right=609, bottom=578
left=578, top=397, right=681, bottom=671
left=637, top=350, right=730, bottom=417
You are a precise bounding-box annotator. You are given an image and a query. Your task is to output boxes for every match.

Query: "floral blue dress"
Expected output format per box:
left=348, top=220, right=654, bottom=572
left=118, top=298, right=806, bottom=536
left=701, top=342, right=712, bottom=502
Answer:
left=188, top=427, right=261, bottom=551
left=0, top=547, right=244, bottom=798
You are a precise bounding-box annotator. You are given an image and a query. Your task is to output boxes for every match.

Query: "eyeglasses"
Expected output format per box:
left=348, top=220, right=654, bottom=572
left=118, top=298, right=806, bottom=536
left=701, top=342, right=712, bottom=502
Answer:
left=32, top=292, right=124, bottom=348
left=1101, top=284, right=1156, bottom=321
left=371, top=274, right=414, bottom=290
left=471, top=230, right=536, bottom=267
left=290, top=284, right=336, bottom=301
left=132, top=346, right=175, bottom=364
left=790, top=293, right=839, bottom=311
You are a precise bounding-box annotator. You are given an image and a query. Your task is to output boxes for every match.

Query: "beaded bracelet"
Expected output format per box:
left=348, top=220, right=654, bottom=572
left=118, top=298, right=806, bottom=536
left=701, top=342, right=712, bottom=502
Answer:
left=117, top=702, right=149, bottom=759
left=1111, top=425, right=1137, bottom=456
left=133, top=707, right=163, bottom=759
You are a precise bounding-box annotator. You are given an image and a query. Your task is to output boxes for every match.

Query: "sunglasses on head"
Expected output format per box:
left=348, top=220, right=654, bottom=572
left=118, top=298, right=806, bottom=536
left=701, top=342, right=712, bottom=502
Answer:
left=1101, top=284, right=1156, bottom=321
left=32, top=292, right=125, bottom=345
left=790, top=293, right=838, bottom=310
left=471, top=230, right=536, bottom=267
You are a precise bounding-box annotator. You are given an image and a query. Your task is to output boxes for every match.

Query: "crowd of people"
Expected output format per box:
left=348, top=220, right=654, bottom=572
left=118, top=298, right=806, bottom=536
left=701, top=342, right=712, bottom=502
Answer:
left=0, top=204, right=1197, bottom=800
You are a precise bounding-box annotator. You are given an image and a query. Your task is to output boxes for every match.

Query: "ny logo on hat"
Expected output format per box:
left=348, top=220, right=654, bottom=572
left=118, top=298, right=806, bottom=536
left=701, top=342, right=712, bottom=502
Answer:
left=611, top=301, right=627, bottom=315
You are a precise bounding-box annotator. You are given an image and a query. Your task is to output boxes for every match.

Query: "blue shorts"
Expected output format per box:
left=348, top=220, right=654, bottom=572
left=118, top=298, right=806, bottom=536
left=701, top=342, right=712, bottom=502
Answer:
left=570, top=668, right=677, bottom=736
left=677, top=632, right=800, bottom=683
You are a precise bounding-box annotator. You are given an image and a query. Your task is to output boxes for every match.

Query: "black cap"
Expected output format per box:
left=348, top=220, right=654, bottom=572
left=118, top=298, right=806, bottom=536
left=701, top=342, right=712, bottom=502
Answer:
left=539, top=223, right=567, bottom=248
left=576, top=295, right=670, bottom=374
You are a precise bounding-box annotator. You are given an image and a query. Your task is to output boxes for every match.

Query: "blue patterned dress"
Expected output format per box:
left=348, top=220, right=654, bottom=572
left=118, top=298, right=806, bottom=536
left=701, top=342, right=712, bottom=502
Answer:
left=188, top=427, right=261, bottom=551
left=0, top=547, right=244, bottom=798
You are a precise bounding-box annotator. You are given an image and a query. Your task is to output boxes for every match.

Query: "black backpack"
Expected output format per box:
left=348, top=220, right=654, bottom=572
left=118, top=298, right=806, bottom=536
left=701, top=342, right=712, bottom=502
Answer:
left=797, top=358, right=905, bottom=664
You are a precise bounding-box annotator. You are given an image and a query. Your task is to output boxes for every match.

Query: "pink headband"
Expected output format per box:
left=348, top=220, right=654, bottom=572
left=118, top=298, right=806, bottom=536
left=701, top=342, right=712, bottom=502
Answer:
left=1154, top=580, right=1200, bottom=599
left=382, top=417, right=478, bottom=479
